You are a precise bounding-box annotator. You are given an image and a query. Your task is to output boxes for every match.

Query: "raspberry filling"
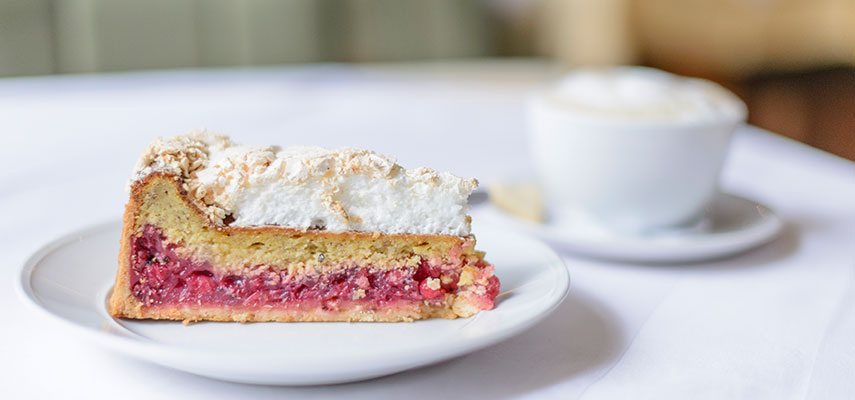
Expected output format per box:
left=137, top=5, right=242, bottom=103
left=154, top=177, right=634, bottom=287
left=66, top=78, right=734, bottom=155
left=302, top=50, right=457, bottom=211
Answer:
left=129, top=225, right=500, bottom=312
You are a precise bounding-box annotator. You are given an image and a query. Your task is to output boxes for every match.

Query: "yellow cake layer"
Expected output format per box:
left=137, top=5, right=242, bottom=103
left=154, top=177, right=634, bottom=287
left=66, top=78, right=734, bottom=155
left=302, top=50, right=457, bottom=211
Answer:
left=132, top=173, right=483, bottom=273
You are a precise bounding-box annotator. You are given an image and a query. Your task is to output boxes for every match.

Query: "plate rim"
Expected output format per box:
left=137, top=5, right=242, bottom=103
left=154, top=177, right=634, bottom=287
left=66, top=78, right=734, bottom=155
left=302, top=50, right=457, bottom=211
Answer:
left=17, top=219, right=570, bottom=385
left=479, top=191, right=784, bottom=263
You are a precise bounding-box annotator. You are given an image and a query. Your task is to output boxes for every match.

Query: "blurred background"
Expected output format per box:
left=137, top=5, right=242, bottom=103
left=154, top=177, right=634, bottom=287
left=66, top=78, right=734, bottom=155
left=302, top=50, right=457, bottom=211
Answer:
left=1, top=0, right=853, bottom=160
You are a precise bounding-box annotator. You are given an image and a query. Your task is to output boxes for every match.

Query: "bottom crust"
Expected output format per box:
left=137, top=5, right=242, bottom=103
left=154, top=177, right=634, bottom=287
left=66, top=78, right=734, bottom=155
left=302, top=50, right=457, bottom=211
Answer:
left=111, top=303, right=460, bottom=323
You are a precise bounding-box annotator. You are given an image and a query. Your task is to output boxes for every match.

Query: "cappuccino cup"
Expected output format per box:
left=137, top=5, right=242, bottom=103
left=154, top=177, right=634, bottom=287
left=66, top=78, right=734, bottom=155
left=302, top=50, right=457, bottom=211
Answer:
left=527, top=67, right=747, bottom=235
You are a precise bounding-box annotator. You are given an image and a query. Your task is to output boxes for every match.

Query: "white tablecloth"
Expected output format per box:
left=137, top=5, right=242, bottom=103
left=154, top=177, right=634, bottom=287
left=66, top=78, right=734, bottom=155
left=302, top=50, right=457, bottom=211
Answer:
left=2, top=62, right=854, bottom=399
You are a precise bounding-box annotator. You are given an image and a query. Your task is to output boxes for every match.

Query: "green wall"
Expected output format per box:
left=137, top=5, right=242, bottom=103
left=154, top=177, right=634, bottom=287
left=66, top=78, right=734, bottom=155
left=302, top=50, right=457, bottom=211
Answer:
left=0, top=0, right=494, bottom=76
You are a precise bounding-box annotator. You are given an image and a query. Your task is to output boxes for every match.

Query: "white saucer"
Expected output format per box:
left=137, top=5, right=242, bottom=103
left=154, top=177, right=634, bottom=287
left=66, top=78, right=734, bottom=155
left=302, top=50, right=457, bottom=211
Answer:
left=17, top=220, right=569, bottom=385
left=478, top=192, right=783, bottom=263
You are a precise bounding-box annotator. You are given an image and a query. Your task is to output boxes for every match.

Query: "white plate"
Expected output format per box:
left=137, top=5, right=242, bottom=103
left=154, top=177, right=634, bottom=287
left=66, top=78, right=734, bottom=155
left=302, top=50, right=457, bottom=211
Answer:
left=478, top=192, right=783, bottom=263
left=17, top=220, right=569, bottom=385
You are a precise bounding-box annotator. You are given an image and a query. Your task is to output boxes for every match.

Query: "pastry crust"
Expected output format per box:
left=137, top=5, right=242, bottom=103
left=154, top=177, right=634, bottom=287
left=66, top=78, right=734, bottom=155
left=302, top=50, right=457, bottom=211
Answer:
left=111, top=300, right=460, bottom=323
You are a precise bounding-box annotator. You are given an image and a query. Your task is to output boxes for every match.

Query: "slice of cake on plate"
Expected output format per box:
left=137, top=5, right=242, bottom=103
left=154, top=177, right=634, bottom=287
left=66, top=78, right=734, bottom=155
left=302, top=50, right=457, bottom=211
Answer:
left=108, top=132, right=500, bottom=322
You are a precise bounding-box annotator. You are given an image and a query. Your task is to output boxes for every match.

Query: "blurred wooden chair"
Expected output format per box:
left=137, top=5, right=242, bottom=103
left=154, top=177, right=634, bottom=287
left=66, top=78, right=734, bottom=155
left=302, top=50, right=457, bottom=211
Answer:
left=535, top=0, right=855, bottom=160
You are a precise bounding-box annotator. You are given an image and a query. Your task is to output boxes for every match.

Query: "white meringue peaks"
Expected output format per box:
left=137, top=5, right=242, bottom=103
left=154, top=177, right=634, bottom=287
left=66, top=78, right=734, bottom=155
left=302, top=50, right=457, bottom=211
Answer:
left=131, top=131, right=478, bottom=236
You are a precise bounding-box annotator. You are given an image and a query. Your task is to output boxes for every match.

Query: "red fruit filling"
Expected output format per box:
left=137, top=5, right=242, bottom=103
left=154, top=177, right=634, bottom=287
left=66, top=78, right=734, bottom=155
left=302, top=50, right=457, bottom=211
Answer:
left=129, top=225, right=500, bottom=312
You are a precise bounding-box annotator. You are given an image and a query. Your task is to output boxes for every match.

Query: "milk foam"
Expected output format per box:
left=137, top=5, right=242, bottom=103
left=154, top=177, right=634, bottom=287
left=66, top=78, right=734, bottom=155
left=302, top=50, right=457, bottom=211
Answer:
left=546, top=67, right=746, bottom=123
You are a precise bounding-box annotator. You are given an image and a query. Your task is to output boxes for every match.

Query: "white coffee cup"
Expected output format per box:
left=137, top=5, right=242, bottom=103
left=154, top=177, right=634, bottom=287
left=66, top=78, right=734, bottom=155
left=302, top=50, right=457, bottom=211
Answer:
left=527, top=67, right=747, bottom=235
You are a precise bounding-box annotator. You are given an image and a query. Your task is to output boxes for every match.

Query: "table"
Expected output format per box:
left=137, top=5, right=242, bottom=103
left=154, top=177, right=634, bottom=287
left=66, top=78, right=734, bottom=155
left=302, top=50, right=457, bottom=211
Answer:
left=2, top=61, right=854, bottom=399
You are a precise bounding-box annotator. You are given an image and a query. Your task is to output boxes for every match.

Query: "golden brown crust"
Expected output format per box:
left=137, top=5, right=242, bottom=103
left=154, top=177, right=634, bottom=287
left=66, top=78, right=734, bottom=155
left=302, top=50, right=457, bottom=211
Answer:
left=110, top=300, right=460, bottom=323
left=107, top=189, right=140, bottom=319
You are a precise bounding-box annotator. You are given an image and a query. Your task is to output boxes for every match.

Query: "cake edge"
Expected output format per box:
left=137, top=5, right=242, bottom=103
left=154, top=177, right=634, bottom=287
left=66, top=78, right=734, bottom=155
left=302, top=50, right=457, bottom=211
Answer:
left=108, top=172, right=496, bottom=323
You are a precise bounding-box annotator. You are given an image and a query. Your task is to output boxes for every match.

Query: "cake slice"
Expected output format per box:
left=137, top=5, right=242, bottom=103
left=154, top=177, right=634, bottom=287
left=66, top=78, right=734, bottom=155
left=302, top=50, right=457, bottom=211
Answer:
left=108, top=132, right=499, bottom=322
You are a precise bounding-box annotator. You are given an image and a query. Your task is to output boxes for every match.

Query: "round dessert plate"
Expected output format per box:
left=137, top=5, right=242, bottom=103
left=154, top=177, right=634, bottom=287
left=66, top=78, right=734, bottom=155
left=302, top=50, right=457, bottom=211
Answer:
left=17, top=220, right=569, bottom=385
left=478, top=192, right=783, bottom=263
